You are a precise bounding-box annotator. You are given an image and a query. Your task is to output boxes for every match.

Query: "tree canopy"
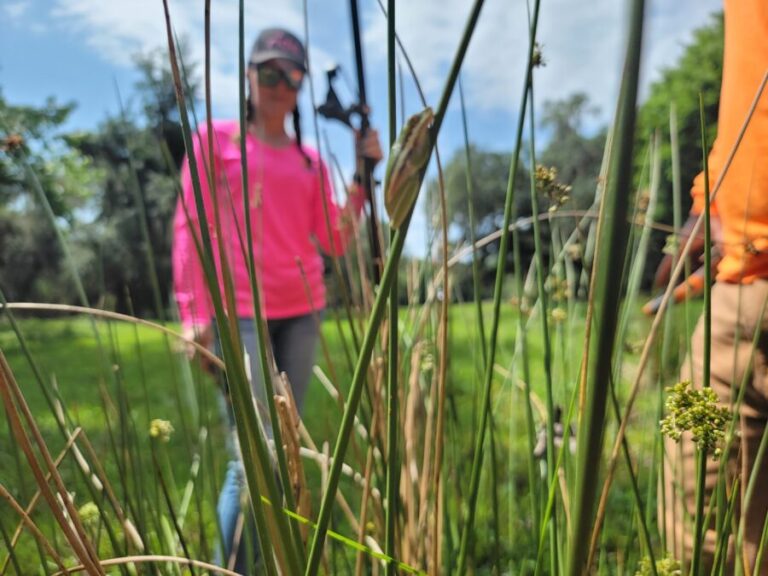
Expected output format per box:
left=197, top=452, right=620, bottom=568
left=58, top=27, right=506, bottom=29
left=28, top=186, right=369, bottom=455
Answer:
left=636, top=12, right=724, bottom=223
left=0, top=46, right=194, bottom=314
left=0, top=93, right=102, bottom=302
left=0, top=13, right=726, bottom=310
left=432, top=93, right=606, bottom=299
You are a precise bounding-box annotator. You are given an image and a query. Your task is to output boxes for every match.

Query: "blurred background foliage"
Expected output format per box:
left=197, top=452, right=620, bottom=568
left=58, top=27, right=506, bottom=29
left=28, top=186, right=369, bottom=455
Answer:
left=0, top=14, right=723, bottom=315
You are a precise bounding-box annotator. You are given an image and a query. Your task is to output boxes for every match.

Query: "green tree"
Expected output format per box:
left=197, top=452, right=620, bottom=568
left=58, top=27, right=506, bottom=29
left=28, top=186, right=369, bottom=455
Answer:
left=133, top=42, right=199, bottom=167
left=0, top=92, right=102, bottom=302
left=435, top=93, right=606, bottom=299
left=636, top=12, right=724, bottom=223
left=70, top=118, right=177, bottom=315
left=441, top=145, right=531, bottom=242
left=538, top=92, right=607, bottom=211
left=634, top=12, right=723, bottom=287
left=430, top=145, right=531, bottom=299
left=0, top=93, right=96, bottom=220
left=70, top=45, right=198, bottom=316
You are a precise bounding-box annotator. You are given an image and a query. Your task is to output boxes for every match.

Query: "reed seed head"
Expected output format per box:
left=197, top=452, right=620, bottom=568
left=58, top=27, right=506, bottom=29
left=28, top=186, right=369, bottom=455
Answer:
left=546, top=276, right=570, bottom=302
left=149, top=419, right=175, bottom=442
left=662, top=234, right=679, bottom=256
left=566, top=242, right=583, bottom=262
left=78, top=501, right=100, bottom=529
left=660, top=381, right=730, bottom=459
left=550, top=308, right=567, bottom=323
left=535, top=164, right=571, bottom=212
left=635, top=555, right=682, bottom=576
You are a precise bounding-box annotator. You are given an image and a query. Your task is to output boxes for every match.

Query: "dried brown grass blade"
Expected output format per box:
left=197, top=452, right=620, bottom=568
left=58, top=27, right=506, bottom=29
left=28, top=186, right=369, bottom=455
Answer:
left=1, top=427, right=82, bottom=574
left=0, top=352, right=104, bottom=575
left=0, top=483, right=70, bottom=574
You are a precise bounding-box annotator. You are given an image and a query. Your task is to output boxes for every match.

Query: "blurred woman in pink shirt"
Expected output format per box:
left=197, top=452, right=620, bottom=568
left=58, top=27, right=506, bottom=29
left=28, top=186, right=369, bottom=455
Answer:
left=172, top=28, right=382, bottom=571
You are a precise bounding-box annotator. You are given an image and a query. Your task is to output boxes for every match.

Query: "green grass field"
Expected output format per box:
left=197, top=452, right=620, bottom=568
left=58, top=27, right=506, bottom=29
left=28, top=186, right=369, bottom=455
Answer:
left=0, top=300, right=701, bottom=574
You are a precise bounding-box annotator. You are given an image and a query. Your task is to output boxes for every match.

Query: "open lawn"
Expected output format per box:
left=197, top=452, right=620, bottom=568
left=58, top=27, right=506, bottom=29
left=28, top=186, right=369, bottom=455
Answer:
left=0, top=300, right=700, bottom=574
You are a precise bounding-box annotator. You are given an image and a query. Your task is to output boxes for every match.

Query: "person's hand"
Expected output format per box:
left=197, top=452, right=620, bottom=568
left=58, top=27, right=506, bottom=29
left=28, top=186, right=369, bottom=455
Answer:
left=653, top=212, right=722, bottom=290
left=180, top=323, right=215, bottom=372
left=355, top=128, right=384, bottom=170
left=643, top=212, right=722, bottom=316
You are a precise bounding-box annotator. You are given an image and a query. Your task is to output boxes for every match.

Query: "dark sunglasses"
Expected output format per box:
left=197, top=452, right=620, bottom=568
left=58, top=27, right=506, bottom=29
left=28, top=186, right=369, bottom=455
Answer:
left=251, top=63, right=304, bottom=91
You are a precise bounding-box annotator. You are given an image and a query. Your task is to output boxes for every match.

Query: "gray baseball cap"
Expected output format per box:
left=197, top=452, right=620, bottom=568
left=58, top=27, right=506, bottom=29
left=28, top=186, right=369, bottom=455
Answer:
left=250, top=28, right=307, bottom=72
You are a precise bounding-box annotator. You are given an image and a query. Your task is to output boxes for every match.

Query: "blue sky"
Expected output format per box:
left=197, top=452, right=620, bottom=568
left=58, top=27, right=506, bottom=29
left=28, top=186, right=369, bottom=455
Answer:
left=2, top=0, right=722, bottom=253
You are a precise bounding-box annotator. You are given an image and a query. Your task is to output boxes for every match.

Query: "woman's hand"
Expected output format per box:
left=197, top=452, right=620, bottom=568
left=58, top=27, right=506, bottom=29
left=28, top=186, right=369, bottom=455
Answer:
left=181, top=323, right=215, bottom=372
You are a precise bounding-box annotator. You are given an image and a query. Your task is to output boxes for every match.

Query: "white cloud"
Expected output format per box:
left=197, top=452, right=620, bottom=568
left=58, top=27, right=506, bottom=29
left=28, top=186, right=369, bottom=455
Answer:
left=45, top=0, right=722, bottom=128
left=364, top=0, right=721, bottom=123
left=4, top=0, right=30, bottom=21
left=49, top=0, right=341, bottom=118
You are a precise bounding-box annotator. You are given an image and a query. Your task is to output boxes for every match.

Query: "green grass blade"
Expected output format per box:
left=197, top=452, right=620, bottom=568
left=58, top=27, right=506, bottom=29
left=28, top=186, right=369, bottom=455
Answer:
left=456, top=0, right=540, bottom=571
left=305, top=2, right=486, bottom=572
left=526, top=79, right=561, bottom=575
left=690, top=92, right=713, bottom=576
left=385, top=1, right=400, bottom=573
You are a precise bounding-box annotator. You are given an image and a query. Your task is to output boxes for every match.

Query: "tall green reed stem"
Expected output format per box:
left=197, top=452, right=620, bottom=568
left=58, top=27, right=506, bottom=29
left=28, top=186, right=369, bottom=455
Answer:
left=585, top=134, right=660, bottom=574
left=690, top=92, right=713, bottom=576
left=384, top=1, right=400, bottom=574
left=657, top=105, right=682, bottom=553
left=534, top=384, right=580, bottom=576
left=305, top=3, right=486, bottom=573
left=457, top=76, right=502, bottom=572
left=304, top=183, right=414, bottom=576
left=526, top=78, right=560, bottom=575
left=567, top=1, right=644, bottom=574
left=239, top=0, right=307, bottom=564
left=510, top=170, right=541, bottom=556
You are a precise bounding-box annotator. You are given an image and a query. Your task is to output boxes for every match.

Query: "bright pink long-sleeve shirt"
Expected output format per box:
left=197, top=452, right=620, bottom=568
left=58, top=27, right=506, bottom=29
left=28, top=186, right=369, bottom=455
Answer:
left=173, top=120, right=364, bottom=327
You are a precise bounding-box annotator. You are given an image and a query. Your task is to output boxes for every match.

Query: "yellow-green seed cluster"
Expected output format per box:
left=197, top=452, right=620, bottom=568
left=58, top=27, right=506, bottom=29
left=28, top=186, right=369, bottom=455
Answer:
left=634, top=555, right=682, bottom=576
left=535, top=164, right=571, bottom=213
left=149, top=418, right=175, bottom=442
left=660, top=380, right=730, bottom=459
left=78, top=501, right=100, bottom=530
left=662, top=234, right=679, bottom=256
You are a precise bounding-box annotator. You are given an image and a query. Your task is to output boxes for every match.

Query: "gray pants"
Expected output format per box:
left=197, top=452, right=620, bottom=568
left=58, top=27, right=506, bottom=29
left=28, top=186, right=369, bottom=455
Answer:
left=216, top=314, right=320, bottom=434
left=215, top=313, right=320, bottom=572
left=242, top=313, right=320, bottom=415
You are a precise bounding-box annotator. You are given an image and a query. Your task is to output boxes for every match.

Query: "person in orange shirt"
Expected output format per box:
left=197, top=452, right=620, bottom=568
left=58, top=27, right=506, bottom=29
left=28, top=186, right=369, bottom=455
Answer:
left=655, top=2, right=768, bottom=573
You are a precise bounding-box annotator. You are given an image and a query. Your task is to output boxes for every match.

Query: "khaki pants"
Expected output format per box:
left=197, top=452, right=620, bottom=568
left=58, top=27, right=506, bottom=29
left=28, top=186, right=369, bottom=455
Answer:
left=663, top=280, right=768, bottom=575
